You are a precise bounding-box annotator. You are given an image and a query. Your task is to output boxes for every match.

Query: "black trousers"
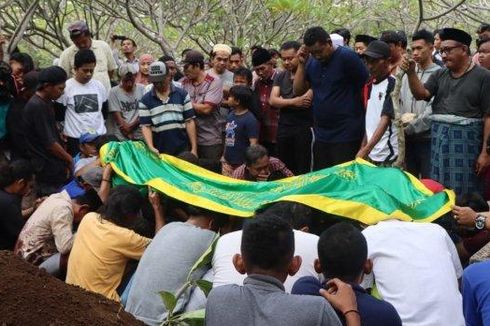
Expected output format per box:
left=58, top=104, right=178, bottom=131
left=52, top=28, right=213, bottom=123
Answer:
left=313, top=139, right=361, bottom=171
left=277, top=127, right=312, bottom=175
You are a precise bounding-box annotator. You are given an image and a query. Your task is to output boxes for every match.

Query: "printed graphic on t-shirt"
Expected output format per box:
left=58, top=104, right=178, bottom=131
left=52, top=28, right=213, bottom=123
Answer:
left=120, top=100, right=138, bottom=113
left=74, top=94, right=99, bottom=113
left=225, top=120, right=237, bottom=146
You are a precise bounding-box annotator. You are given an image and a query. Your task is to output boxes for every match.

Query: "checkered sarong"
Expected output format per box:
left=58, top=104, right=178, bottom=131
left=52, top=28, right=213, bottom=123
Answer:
left=431, top=121, right=483, bottom=196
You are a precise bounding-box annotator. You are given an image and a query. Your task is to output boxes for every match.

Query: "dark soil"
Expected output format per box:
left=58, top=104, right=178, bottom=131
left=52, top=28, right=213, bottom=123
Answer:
left=0, top=250, right=143, bottom=325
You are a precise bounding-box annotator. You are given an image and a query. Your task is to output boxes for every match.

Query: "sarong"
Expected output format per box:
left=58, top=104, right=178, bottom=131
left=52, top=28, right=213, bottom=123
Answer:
left=431, top=120, right=483, bottom=195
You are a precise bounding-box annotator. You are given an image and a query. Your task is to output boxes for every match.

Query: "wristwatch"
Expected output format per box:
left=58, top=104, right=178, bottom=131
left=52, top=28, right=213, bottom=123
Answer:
left=475, top=214, right=487, bottom=230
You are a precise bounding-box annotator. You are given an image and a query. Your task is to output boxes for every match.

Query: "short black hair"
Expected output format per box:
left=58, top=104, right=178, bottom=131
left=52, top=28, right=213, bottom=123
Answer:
left=318, top=222, right=367, bottom=282
left=99, top=185, right=145, bottom=227
left=181, top=48, right=193, bottom=57
left=478, top=37, right=490, bottom=49
left=260, top=202, right=313, bottom=230
left=159, top=55, right=175, bottom=62
left=233, top=67, right=253, bottom=84
left=122, top=37, right=137, bottom=47
left=380, top=30, right=405, bottom=47
left=73, top=188, right=103, bottom=212
left=241, top=213, right=294, bottom=272
left=412, top=29, right=435, bottom=44
left=74, top=49, right=96, bottom=68
left=269, top=48, right=280, bottom=57
left=231, top=47, right=242, bottom=56
left=332, top=28, right=351, bottom=44
left=477, top=23, right=490, bottom=34
left=245, top=144, right=268, bottom=166
left=9, top=52, right=34, bottom=74
left=280, top=41, right=301, bottom=52
left=304, top=26, right=330, bottom=46
left=0, top=159, right=34, bottom=188
left=95, top=134, right=119, bottom=151
left=433, top=29, right=441, bottom=36
left=187, top=205, right=229, bottom=229
left=229, top=85, right=253, bottom=109
left=456, top=192, right=489, bottom=212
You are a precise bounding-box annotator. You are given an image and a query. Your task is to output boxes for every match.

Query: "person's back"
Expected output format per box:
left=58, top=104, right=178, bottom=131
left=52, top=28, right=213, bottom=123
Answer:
left=463, top=260, right=490, bottom=326
left=292, top=222, right=401, bottom=326
left=206, top=214, right=348, bottom=326
left=207, top=274, right=340, bottom=326
left=362, top=220, right=464, bottom=326
left=125, top=222, right=216, bottom=325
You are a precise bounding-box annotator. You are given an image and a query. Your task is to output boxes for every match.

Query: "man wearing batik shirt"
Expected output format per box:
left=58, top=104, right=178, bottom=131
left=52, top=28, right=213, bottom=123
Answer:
left=181, top=50, right=223, bottom=161
left=252, top=47, right=278, bottom=156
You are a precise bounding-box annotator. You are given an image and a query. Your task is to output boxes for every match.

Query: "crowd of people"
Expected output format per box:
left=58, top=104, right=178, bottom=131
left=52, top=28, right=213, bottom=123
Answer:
left=1, top=18, right=490, bottom=325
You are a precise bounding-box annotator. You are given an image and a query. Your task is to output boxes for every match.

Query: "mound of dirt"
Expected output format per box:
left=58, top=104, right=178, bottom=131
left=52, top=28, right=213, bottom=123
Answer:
left=0, top=250, right=142, bottom=325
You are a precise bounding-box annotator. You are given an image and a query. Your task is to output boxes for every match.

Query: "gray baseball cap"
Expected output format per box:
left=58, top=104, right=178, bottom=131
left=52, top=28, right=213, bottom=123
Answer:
left=148, top=61, right=167, bottom=82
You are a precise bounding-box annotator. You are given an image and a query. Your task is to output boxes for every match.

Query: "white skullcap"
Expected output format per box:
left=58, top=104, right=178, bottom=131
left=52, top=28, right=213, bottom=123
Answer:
left=212, top=44, right=232, bottom=55
left=330, top=33, right=344, bottom=49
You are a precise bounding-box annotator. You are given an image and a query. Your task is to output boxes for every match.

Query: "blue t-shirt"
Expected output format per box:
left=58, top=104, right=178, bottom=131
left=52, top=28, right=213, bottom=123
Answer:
left=463, top=261, right=490, bottom=326
left=305, top=46, right=368, bottom=143
left=224, top=110, right=258, bottom=165
left=139, top=86, right=195, bottom=155
left=292, top=276, right=402, bottom=326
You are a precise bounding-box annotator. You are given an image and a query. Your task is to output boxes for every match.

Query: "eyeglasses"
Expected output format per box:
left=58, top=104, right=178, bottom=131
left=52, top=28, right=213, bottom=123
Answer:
left=440, top=45, right=463, bottom=55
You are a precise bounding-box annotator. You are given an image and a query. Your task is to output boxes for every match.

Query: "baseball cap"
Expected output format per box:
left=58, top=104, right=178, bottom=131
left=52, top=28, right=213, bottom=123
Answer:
left=363, top=40, right=391, bottom=59
left=181, top=50, right=204, bottom=65
left=118, top=63, right=138, bottom=78
left=68, top=21, right=89, bottom=38
left=79, top=132, right=99, bottom=144
left=148, top=61, right=167, bottom=82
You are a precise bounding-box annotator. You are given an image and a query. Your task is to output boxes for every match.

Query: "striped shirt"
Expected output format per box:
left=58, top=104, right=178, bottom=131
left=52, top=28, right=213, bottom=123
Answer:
left=139, top=85, right=195, bottom=155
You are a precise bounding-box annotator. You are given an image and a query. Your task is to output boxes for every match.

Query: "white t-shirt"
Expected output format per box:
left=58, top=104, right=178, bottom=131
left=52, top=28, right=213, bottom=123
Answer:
left=366, top=76, right=398, bottom=162
left=212, top=229, right=320, bottom=293
left=361, top=220, right=464, bottom=326
left=59, top=78, right=108, bottom=138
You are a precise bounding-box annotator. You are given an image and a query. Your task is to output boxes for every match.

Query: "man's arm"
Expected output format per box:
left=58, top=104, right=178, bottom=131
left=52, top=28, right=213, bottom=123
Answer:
left=141, top=125, right=159, bottom=155
left=50, top=207, right=75, bottom=255
left=47, top=142, right=73, bottom=166
left=195, top=76, right=223, bottom=115
left=185, top=118, right=198, bottom=157
left=320, top=278, right=360, bottom=326
left=356, top=116, right=390, bottom=158
left=400, top=56, right=432, bottom=100
left=148, top=187, right=165, bottom=234
left=269, top=86, right=312, bottom=109
left=293, top=45, right=311, bottom=96
left=193, top=102, right=215, bottom=115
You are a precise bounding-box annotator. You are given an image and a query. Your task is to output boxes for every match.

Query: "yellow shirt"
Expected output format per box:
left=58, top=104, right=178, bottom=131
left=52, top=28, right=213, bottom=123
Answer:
left=66, top=213, right=150, bottom=301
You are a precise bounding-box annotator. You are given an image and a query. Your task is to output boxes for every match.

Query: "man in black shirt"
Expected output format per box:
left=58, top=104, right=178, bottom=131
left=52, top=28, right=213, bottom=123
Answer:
left=0, top=159, right=34, bottom=250
left=270, top=41, right=313, bottom=175
left=23, top=66, right=72, bottom=195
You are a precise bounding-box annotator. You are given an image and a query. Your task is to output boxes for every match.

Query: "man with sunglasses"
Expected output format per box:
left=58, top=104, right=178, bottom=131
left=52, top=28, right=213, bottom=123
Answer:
left=401, top=27, right=490, bottom=196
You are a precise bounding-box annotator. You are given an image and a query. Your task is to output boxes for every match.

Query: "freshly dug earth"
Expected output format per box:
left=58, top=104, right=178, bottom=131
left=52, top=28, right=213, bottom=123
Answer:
left=0, top=250, right=142, bottom=325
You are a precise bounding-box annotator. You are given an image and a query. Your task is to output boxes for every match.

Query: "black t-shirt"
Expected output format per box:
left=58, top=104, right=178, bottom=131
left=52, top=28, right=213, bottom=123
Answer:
left=0, top=189, right=24, bottom=250
left=273, top=70, right=312, bottom=132
left=6, top=97, right=28, bottom=160
left=23, top=94, right=67, bottom=183
left=424, top=65, right=490, bottom=118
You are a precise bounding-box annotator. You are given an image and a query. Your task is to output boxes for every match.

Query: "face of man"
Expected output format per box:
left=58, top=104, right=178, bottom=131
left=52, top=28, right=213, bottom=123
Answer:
left=121, top=40, right=136, bottom=55
left=479, top=42, right=490, bottom=70
left=280, top=48, right=298, bottom=72
left=228, top=53, right=243, bottom=72
left=254, top=62, right=274, bottom=81
left=411, top=39, right=433, bottom=66
left=305, top=41, right=333, bottom=62
left=247, top=155, right=270, bottom=180
left=365, top=56, right=390, bottom=80
left=212, top=51, right=230, bottom=74
left=354, top=42, right=368, bottom=55
left=387, top=43, right=403, bottom=62
left=152, top=74, right=171, bottom=91
left=433, top=33, right=442, bottom=51
left=233, top=75, right=250, bottom=86
left=74, top=62, right=96, bottom=84
left=478, top=30, right=490, bottom=41
left=440, top=40, right=468, bottom=71
left=121, top=74, right=136, bottom=91
left=165, top=60, right=177, bottom=79
left=45, top=82, right=66, bottom=100
left=71, top=34, right=92, bottom=50
left=9, top=60, right=23, bottom=80
left=183, top=63, right=201, bottom=80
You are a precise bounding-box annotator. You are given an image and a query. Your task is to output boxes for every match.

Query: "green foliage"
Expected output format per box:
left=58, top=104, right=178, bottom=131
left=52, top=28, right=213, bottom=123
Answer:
left=159, top=291, right=178, bottom=314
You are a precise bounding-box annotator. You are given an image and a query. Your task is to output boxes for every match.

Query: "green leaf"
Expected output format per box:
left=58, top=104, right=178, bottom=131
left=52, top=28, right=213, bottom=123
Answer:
left=187, top=234, right=219, bottom=281
left=159, top=290, right=177, bottom=313
left=195, top=279, right=213, bottom=297
left=173, top=309, right=206, bottom=326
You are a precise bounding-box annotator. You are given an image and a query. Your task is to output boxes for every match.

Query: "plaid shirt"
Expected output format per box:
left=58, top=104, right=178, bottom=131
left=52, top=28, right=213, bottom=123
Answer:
left=254, top=70, right=278, bottom=143
left=231, top=157, right=294, bottom=181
